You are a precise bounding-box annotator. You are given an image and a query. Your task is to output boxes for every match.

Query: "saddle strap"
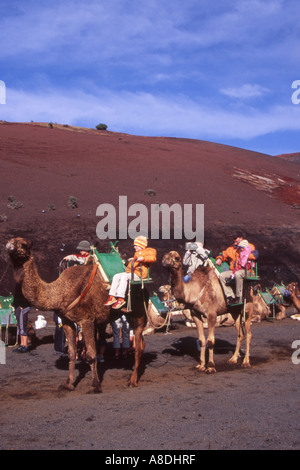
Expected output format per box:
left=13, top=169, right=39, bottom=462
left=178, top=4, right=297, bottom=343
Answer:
left=78, top=263, right=98, bottom=305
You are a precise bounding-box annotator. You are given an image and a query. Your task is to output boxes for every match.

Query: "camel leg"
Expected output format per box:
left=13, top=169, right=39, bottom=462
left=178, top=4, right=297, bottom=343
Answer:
left=61, top=321, right=77, bottom=391
left=192, top=315, right=206, bottom=372
left=81, top=320, right=102, bottom=393
left=206, top=314, right=217, bottom=374
left=241, top=306, right=252, bottom=368
left=228, top=313, right=244, bottom=364
left=128, top=316, right=146, bottom=388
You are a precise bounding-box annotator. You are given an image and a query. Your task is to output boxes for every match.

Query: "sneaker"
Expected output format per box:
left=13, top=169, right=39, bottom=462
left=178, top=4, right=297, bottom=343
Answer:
left=104, top=295, right=117, bottom=306
left=112, top=298, right=126, bottom=309
left=97, top=355, right=105, bottom=363
left=17, top=346, right=29, bottom=353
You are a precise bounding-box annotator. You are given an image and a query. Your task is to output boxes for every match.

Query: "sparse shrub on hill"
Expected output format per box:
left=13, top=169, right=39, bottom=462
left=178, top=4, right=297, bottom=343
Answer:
left=7, top=195, right=23, bottom=210
left=68, top=196, right=78, bottom=209
left=95, top=123, right=108, bottom=131
left=144, top=189, right=157, bottom=196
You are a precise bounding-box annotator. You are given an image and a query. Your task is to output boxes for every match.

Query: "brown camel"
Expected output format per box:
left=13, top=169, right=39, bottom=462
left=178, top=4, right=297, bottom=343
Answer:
left=249, top=285, right=271, bottom=322
left=286, top=282, right=300, bottom=312
left=162, top=251, right=253, bottom=373
left=6, top=237, right=147, bottom=392
left=268, top=285, right=287, bottom=320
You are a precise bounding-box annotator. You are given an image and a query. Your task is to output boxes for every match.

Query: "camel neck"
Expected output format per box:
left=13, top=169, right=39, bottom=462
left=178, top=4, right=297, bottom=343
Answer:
left=21, top=256, right=58, bottom=310
left=170, top=266, right=185, bottom=300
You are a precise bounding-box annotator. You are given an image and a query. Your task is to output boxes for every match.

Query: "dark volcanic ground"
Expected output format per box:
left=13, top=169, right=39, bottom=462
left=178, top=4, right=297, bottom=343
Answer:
left=0, top=311, right=300, bottom=451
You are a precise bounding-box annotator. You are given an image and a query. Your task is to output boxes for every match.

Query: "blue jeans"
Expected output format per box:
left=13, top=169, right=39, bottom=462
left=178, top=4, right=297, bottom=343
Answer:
left=15, top=306, right=30, bottom=336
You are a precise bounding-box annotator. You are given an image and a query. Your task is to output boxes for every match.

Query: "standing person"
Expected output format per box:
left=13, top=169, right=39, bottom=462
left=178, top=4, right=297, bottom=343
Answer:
left=96, top=322, right=107, bottom=364
left=216, top=231, right=256, bottom=304
left=104, top=236, right=157, bottom=309
left=111, top=314, right=130, bottom=359
left=53, top=313, right=66, bottom=355
left=13, top=284, right=31, bottom=353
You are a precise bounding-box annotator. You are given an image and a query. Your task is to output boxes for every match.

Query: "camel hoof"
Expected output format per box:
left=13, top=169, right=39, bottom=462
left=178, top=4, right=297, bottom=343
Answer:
left=128, top=380, right=138, bottom=388
left=128, top=376, right=138, bottom=388
left=59, top=382, right=75, bottom=392
left=89, top=386, right=102, bottom=394
left=90, top=381, right=102, bottom=393
left=205, top=367, right=216, bottom=374
left=241, top=362, right=251, bottom=368
left=227, top=358, right=238, bottom=365
left=195, top=364, right=206, bottom=372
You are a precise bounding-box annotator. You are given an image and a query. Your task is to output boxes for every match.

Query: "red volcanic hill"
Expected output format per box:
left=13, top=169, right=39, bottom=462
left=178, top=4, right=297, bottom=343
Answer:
left=276, top=152, right=300, bottom=164
left=0, top=121, right=299, bottom=293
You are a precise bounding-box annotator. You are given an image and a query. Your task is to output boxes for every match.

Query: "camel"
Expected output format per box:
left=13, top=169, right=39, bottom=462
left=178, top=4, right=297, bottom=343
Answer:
left=6, top=237, right=148, bottom=392
left=268, top=285, right=287, bottom=320
left=286, top=282, right=300, bottom=312
left=249, top=285, right=271, bottom=322
left=162, top=251, right=253, bottom=373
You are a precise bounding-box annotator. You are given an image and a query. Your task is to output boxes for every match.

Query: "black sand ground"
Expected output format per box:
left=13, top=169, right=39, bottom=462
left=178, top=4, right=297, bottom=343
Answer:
left=1, top=311, right=299, bottom=451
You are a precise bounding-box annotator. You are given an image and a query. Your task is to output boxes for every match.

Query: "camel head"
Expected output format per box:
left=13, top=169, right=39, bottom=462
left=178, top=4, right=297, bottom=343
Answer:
left=286, top=282, right=297, bottom=293
left=249, top=284, right=262, bottom=298
left=158, top=285, right=172, bottom=295
left=6, top=237, right=33, bottom=266
left=161, top=251, right=182, bottom=271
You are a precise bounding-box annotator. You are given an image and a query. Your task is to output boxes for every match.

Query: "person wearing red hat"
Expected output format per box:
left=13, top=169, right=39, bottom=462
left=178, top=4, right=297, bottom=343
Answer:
left=104, top=236, right=157, bottom=309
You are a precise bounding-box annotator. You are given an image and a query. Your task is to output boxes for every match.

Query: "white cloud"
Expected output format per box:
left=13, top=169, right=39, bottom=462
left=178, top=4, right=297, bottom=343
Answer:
left=2, top=86, right=300, bottom=142
left=220, top=84, right=271, bottom=100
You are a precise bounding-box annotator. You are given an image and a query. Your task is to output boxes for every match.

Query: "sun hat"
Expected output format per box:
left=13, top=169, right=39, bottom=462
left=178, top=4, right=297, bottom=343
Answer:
left=134, top=236, right=148, bottom=250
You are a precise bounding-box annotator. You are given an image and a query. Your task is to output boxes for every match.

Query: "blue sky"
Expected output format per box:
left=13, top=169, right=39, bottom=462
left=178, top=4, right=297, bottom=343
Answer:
left=0, top=0, right=300, bottom=155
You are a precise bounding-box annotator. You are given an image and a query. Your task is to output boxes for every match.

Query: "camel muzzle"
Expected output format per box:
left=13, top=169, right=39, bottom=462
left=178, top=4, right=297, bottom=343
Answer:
left=6, top=241, right=14, bottom=252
